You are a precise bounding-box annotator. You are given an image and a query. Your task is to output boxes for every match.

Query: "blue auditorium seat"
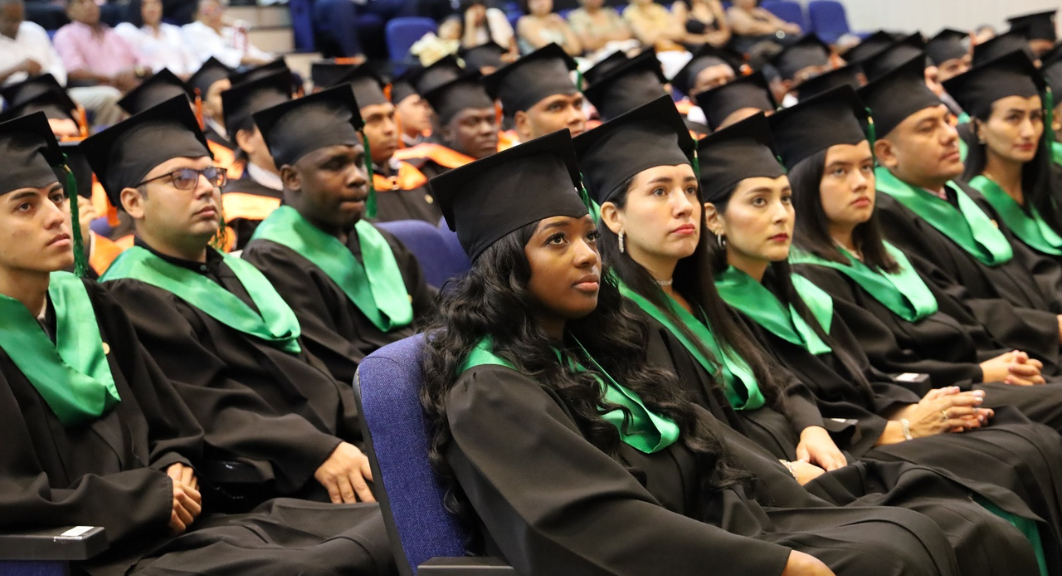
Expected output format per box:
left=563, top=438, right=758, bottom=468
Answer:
left=288, top=0, right=316, bottom=51
left=761, top=0, right=807, bottom=32
left=354, top=336, right=515, bottom=576
left=807, top=0, right=853, bottom=44
left=0, top=526, right=108, bottom=576
left=385, top=17, right=438, bottom=62
left=376, top=219, right=471, bottom=289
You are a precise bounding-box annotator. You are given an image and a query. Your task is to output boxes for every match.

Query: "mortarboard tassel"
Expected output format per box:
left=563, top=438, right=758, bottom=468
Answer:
left=60, top=157, right=89, bottom=278
left=576, top=69, right=584, bottom=92
left=362, top=132, right=378, bottom=219
left=691, top=139, right=700, bottom=178
left=865, top=107, right=877, bottom=165
left=577, top=173, right=601, bottom=224
left=194, top=89, right=205, bottom=129
left=77, top=106, right=89, bottom=139
left=1045, top=87, right=1056, bottom=150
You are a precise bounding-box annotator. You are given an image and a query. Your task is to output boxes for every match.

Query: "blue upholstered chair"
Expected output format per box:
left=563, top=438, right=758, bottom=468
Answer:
left=760, top=0, right=807, bottom=32
left=0, top=527, right=108, bottom=576
left=807, top=0, right=852, bottom=44
left=354, top=336, right=515, bottom=576
left=385, top=17, right=439, bottom=62
left=376, top=220, right=470, bottom=289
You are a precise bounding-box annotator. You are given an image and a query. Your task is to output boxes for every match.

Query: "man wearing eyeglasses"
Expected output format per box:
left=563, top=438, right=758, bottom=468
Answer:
left=81, top=96, right=391, bottom=533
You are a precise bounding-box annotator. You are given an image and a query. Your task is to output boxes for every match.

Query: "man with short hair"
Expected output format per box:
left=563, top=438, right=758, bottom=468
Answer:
left=53, top=0, right=148, bottom=93
left=484, top=43, right=587, bottom=143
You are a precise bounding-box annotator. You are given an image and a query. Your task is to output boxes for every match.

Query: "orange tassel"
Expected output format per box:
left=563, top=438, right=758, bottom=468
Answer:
left=494, top=101, right=503, bottom=128
left=194, top=89, right=205, bottom=129
left=395, top=112, right=405, bottom=150
left=384, top=83, right=393, bottom=103
left=77, top=105, right=88, bottom=138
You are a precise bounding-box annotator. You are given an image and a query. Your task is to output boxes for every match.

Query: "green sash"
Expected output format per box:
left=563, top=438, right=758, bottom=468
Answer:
left=251, top=206, right=413, bottom=332
left=458, top=337, right=680, bottom=453
left=875, top=168, right=1013, bottom=266
left=968, top=176, right=1062, bottom=256
left=715, top=267, right=834, bottom=355
left=102, top=246, right=302, bottom=354
left=789, top=243, right=938, bottom=322
left=0, top=272, right=120, bottom=426
left=1052, top=141, right=1062, bottom=168
left=617, top=280, right=765, bottom=410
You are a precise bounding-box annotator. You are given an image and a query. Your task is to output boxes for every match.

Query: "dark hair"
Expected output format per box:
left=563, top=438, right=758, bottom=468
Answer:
left=421, top=221, right=749, bottom=547
left=961, top=104, right=1062, bottom=238
left=789, top=146, right=900, bottom=273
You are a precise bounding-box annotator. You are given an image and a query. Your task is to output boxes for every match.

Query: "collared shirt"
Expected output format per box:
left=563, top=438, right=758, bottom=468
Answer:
left=0, top=22, right=67, bottom=86
left=181, top=21, right=272, bottom=69
left=135, top=236, right=223, bottom=278
left=53, top=22, right=144, bottom=77
left=247, top=162, right=283, bottom=191
left=114, top=22, right=200, bottom=76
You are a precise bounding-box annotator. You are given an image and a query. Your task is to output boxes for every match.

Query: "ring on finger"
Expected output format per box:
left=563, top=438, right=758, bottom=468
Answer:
left=940, top=409, right=949, bottom=422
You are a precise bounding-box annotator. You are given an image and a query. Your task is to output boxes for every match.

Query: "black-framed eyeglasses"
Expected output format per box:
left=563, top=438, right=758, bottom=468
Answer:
left=136, top=166, right=228, bottom=191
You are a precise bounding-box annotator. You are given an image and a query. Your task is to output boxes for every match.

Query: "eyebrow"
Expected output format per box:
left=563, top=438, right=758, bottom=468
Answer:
left=646, top=176, right=675, bottom=185
left=539, top=219, right=573, bottom=232
left=6, top=190, right=39, bottom=202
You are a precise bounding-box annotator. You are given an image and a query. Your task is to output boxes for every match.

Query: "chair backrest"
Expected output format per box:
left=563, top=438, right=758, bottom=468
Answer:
left=287, top=0, right=317, bottom=52
left=376, top=220, right=471, bottom=289
left=385, top=17, right=438, bottom=62
left=807, top=0, right=851, bottom=44
left=760, top=0, right=807, bottom=32
left=354, top=336, right=469, bottom=576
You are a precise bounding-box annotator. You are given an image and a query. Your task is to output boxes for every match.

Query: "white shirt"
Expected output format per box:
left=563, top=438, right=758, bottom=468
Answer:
left=181, top=21, right=272, bottom=69
left=471, top=8, right=514, bottom=48
left=247, top=161, right=282, bottom=191
left=0, top=21, right=67, bottom=86
left=115, top=22, right=200, bottom=76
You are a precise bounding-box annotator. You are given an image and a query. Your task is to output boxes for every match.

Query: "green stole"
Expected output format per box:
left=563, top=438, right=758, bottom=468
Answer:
left=789, top=243, right=939, bottom=322
left=0, top=272, right=120, bottom=426
left=715, top=267, right=834, bottom=356
left=1052, top=141, right=1062, bottom=168
left=251, top=206, right=413, bottom=332
left=968, top=176, right=1062, bottom=256
left=875, top=167, right=1013, bottom=266
left=617, top=280, right=766, bottom=411
left=459, top=338, right=680, bottom=453
left=101, top=246, right=302, bottom=354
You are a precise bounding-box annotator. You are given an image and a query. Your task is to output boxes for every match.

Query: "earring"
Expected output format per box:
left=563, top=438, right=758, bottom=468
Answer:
left=717, top=233, right=726, bottom=248
left=618, top=230, right=626, bottom=254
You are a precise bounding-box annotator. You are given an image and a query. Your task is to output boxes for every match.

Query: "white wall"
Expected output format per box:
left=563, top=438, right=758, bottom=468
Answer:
left=838, top=0, right=1059, bottom=37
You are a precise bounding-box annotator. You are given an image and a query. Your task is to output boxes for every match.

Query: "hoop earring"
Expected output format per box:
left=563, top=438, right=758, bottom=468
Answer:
left=717, top=234, right=726, bottom=248
left=618, top=230, right=626, bottom=254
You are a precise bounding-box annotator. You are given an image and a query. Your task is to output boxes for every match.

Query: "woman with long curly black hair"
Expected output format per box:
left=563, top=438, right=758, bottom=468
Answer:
left=422, top=129, right=968, bottom=576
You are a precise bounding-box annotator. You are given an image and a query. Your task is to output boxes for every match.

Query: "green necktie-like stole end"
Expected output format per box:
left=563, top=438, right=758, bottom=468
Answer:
left=60, top=157, right=89, bottom=278
left=362, top=132, right=378, bottom=219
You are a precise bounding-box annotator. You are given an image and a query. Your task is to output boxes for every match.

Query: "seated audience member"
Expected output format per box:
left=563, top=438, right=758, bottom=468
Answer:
left=423, top=128, right=989, bottom=576
left=0, top=0, right=66, bottom=86
left=672, top=0, right=730, bottom=47
left=583, top=48, right=669, bottom=121
left=116, top=0, right=200, bottom=78
left=566, top=0, right=633, bottom=56
left=53, top=0, right=149, bottom=93
left=767, top=35, right=834, bottom=104
left=623, top=0, right=685, bottom=48
left=516, top=0, right=581, bottom=56
left=242, top=88, right=433, bottom=385
left=0, top=73, right=84, bottom=138
left=926, top=29, right=971, bottom=83
left=182, top=0, right=273, bottom=69
left=693, top=70, right=777, bottom=130
left=727, top=0, right=800, bottom=55
left=1006, top=10, right=1057, bottom=58
left=86, top=97, right=378, bottom=508
left=188, top=57, right=234, bottom=147
left=669, top=44, right=740, bottom=98
left=0, top=111, right=393, bottom=576
left=484, top=43, right=587, bottom=143
left=460, top=0, right=517, bottom=55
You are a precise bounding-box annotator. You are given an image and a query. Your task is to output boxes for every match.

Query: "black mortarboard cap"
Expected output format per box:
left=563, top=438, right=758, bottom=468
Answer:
left=412, top=56, right=464, bottom=95
left=332, top=64, right=389, bottom=107
left=862, top=34, right=927, bottom=82
left=311, top=61, right=357, bottom=89
left=796, top=62, right=863, bottom=101
left=389, top=67, right=419, bottom=103
left=421, top=71, right=494, bottom=124
left=461, top=42, right=508, bottom=71
left=926, top=29, right=970, bottom=66
left=483, top=43, right=578, bottom=114
left=582, top=49, right=667, bottom=121
left=974, top=29, right=1034, bottom=65
left=221, top=69, right=292, bottom=135
left=769, top=34, right=831, bottom=81
left=229, top=59, right=289, bottom=87
left=430, top=129, right=586, bottom=262
left=118, top=69, right=191, bottom=115
left=0, top=112, right=62, bottom=195
left=670, top=44, right=743, bottom=97
left=769, top=86, right=868, bottom=170
left=844, top=31, right=901, bottom=63
left=697, top=113, right=785, bottom=203
left=253, top=85, right=364, bottom=169
left=79, top=96, right=211, bottom=206
left=59, top=141, right=94, bottom=199
left=0, top=74, right=78, bottom=121
left=583, top=50, right=627, bottom=85
left=188, top=57, right=233, bottom=98
left=693, top=71, right=777, bottom=131
left=1007, top=10, right=1057, bottom=42
left=573, top=96, right=694, bottom=205
left=943, top=50, right=1045, bottom=121
left=858, top=55, right=942, bottom=137
left=1042, top=44, right=1062, bottom=93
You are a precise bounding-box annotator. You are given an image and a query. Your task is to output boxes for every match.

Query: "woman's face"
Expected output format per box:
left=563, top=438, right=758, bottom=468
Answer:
left=980, top=95, right=1044, bottom=165
left=602, top=164, right=700, bottom=268
left=524, top=215, right=601, bottom=322
left=142, top=0, right=163, bottom=26
left=528, top=0, right=552, bottom=16
left=818, top=141, right=875, bottom=233
left=707, top=175, right=793, bottom=267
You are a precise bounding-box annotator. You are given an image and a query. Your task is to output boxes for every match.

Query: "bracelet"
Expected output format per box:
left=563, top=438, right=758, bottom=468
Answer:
left=779, top=459, right=797, bottom=479
left=900, top=418, right=913, bottom=441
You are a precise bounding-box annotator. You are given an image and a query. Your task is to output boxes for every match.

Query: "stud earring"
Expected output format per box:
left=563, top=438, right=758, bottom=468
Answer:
left=618, top=230, right=626, bottom=254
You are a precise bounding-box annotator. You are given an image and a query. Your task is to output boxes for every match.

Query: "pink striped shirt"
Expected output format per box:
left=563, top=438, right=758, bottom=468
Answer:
left=53, top=22, right=145, bottom=77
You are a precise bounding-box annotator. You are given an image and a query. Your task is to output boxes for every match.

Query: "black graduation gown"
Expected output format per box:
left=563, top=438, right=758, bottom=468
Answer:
left=0, top=279, right=392, bottom=576
left=104, top=243, right=360, bottom=501
left=448, top=363, right=985, bottom=576
left=242, top=226, right=435, bottom=386
left=220, top=177, right=283, bottom=250
left=371, top=160, right=443, bottom=224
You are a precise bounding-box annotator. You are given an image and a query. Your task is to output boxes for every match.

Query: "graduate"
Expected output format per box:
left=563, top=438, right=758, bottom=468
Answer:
left=241, top=87, right=434, bottom=388
left=973, top=29, right=1034, bottom=66
left=582, top=49, right=669, bottom=121
left=483, top=43, right=587, bottom=143
left=766, top=35, right=835, bottom=104
left=842, top=30, right=905, bottom=64
left=0, top=112, right=394, bottom=576
left=925, top=29, right=971, bottom=83
left=670, top=45, right=742, bottom=99
left=1043, top=46, right=1062, bottom=167
left=389, top=70, right=434, bottom=148
left=0, top=73, right=84, bottom=139
left=84, top=97, right=379, bottom=508
left=860, top=56, right=1062, bottom=331
left=60, top=141, right=126, bottom=277
left=218, top=70, right=292, bottom=247
left=1006, top=10, right=1058, bottom=58
left=424, top=128, right=981, bottom=576
left=692, top=112, right=1062, bottom=561
left=319, top=63, right=437, bottom=223
left=577, top=98, right=1053, bottom=576
left=309, top=60, right=357, bottom=92
left=860, top=34, right=926, bottom=82
left=187, top=57, right=235, bottom=148
left=790, top=62, right=863, bottom=102
left=693, top=71, right=777, bottom=131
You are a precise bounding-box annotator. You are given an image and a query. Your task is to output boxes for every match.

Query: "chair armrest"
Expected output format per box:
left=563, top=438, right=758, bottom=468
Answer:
left=0, top=526, right=108, bottom=561
left=200, top=460, right=268, bottom=484
left=891, top=373, right=931, bottom=387
left=418, top=557, right=518, bottom=575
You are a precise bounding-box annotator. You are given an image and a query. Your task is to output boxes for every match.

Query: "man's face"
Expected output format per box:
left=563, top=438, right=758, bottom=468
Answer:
left=442, top=107, right=498, bottom=159
left=235, top=125, right=278, bottom=174
left=67, top=0, right=99, bottom=26
left=123, top=155, right=223, bottom=248
left=878, top=104, right=963, bottom=190
left=0, top=1, right=24, bottom=39
left=198, top=0, right=224, bottom=27
left=286, top=143, right=370, bottom=230
left=935, top=55, right=971, bottom=83
left=395, top=94, right=432, bottom=137
left=517, top=93, right=587, bottom=141
left=692, top=64, right=735, bottom=94
left=361, top=102, right=399, bottom=165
